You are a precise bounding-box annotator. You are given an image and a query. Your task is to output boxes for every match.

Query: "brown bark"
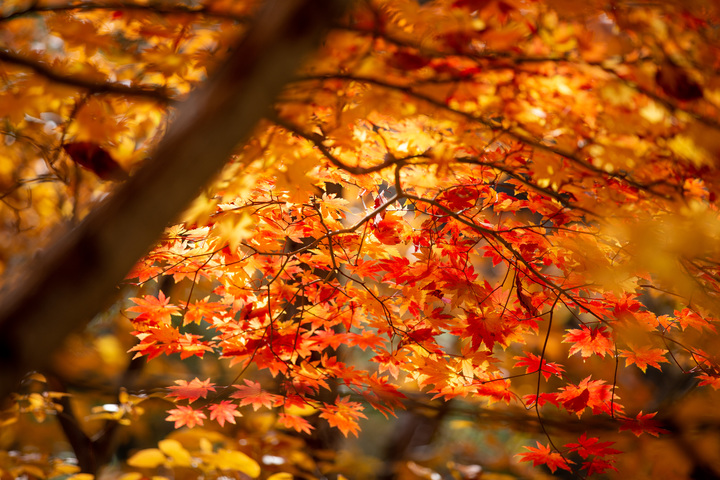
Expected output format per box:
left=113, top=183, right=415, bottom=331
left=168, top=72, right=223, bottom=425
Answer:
left=0, top=0, right=346, bottom=399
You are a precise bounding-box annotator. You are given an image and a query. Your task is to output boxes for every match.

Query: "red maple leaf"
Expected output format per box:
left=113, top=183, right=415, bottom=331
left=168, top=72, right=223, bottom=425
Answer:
left=517, top=441, right=574, bottom=473
left=556, top=376, right=622, bottom=417
left=466, top=311, right=513, bottom=351
left=562, top=387, right=590, bottom=416
left=62, top=141, right=129, bottom=181
left=619, top=411, right=669, bottom=437
left=167, top=377, right=216, bottom=403
left=513, top=353, right=565, bottom=380
left=166, top=405, right=206, bottom=428
left=523, top=392, right=560, bottom=408
left=208, top=400, right=242, bottom=427
left=563, top=325, right=614, bottom=359
left=582, top=457, right=618, bottom=476
left=564, top=433, right=621, bottom=459
left=373, top=211, right=407, bottom=245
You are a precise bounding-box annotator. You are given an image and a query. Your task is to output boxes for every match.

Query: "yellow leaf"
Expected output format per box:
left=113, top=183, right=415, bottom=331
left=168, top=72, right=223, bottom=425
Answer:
left=119, top=474, right=143, bottom=480
left=284, top=403, right=317, bottom=417
left=158, top=439, right=193, bottom=467
left=267, top=474, right=294, bottom=480
left=68, top=474, right=95, bottom=480
left=11, top=466, right=45, bottom=478
left=639, top=100, right=667, bottom=124
left=213, top=212, right=254, bottom=251
left=26, top=372, right=47, bottom=383
left=127, top=448, right=166, bottom=468
left=199, top=437, right=213, bottom=453
left=95, top=335, right=126, bottom=370
left=212, top=449, right=260, bottom=477
left=53, top=463, right=81, bottom=476
left=273, top=154, right=319, bottom=204
left=668, top=135, right=711, bottom=167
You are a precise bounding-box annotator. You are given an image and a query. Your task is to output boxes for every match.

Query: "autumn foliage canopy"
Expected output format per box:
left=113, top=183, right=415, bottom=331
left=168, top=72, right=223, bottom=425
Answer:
left=2, top=0, right=720, bottom=479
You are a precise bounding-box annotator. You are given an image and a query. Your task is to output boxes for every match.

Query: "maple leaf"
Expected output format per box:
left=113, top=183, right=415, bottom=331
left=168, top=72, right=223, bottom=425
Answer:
left=167, top=377, right=216, bottom=403
left=674, top=308, right=717, bottom=332
left=556, top=376, right=622, bottom=417
left=513, top=353, right=565, bottom=380
left=277, top=413, right=315, bottom=435
left=697, top=372, right=720, bottom=390
left=517, top=442, right=574, bottom=473
left=176, top=333, right=214, bottom=359
left=319, top=397, right=367, bottom=437
left=563, top=325, right=614, bottom=359
left=619, top=411, right=669, bottom=437
left=466, top=310, right=513, bottom=351
left=129, top=323, right=181, bottom=360
left=346, top=330, right=386, bottom=351
left=184, top=297, right=228, bottom=325
left=581, top=457, right=618, bottom=476
left=564, top=433, right=621, bottom=459
left=128, top=291, right=180, bottom=324
left=166, top=405, right=206, bottom=429
left=231, top=380, right=282, bottom=410
left=562, top=387, right=590, bottom=416
left=619, top=345, right=669, bottom=373
left=389, top=50, right=431, bottom=71
left=523, top=392, right=560, bottom=408
left=373, top=211, right=408, bottom=245
left=62, top=141, right=129, bottom=181
left=655, top=60, right=703, bottom=101
left=125, top=260, right=162, bottom=284
left=208, top=400, right=242, bottom=427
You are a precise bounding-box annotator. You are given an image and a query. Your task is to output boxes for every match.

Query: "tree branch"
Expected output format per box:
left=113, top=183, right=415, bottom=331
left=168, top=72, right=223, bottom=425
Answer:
left=0, top=49, right=174, bottom=102
left=0, top=1, right=250, bottom=23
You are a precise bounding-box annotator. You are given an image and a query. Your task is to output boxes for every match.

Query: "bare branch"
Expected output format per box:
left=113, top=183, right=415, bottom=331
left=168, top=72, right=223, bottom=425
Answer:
left=0, top=49, right=174, bottom=102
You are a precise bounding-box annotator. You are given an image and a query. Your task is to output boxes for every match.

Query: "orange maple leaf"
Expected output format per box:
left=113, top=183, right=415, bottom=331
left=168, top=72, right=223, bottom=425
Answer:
left=517, top=442, right=574, bottom=473
left=231, top=380, right=282, bottom=410
left=556, top=376, right=622, bottom=417
left=167, top=377, right=216, bottom=403
left=277, top=413, right=315, bottom=435
left=674, top=308, right=717, bottom=332
left=619, top=345, right=669, bottom=373
left=563, top=325, right=614, bottom=359
left=166, top=405, right=206, bottom=429
left=208, top=400, right=242, bottom=427
left=128, top=291, right=180, bottom=324
left=184, top=296, right=228, bottom=325
left=129, top=323, right=180, bottom=360
left=319, top=397, right=367, bottom=437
